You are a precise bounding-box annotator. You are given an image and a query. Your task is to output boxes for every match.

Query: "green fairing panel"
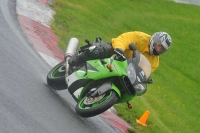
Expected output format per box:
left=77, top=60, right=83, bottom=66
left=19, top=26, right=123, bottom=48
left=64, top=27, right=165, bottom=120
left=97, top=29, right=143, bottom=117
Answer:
left=71, top=58, right=135, bottom=102
left=75, top=58, right=128, bottom=80
left=112, top=80, right=135, bottom=103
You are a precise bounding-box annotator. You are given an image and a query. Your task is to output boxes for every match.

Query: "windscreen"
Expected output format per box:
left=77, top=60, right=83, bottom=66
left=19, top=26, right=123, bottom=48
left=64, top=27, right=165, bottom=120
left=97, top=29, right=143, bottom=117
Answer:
left=138, top=54, right=152, bottom=79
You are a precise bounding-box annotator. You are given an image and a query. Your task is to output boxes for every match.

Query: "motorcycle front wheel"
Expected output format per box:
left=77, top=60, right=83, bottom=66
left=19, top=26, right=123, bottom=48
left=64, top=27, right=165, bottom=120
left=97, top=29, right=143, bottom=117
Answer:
left=75, top=90, right=118, bottom=117
left=47, top=61, right=67, bottom=90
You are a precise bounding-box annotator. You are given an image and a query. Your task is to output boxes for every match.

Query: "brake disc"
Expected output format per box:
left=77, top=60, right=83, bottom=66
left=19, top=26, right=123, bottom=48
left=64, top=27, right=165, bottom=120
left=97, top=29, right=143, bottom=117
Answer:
left=83, top=94, right=105, bottom=105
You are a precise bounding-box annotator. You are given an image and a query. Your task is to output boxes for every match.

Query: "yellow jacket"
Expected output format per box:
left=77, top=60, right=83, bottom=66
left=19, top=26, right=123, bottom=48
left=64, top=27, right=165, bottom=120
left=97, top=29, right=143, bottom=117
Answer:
left=111, top=31, right=159, bottom=72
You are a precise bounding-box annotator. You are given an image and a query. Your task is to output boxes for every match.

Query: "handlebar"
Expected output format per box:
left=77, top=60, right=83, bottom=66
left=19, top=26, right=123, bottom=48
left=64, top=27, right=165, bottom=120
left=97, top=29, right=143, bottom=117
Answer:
left=113, top=49, right=127, bottom=61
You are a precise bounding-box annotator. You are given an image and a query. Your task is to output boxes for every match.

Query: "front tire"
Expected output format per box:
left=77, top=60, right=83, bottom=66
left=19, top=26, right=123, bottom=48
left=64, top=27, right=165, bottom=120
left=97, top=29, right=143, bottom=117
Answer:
left=47, top=61, right=67, bottom=90
left=75, top=90, right=118, bottom=117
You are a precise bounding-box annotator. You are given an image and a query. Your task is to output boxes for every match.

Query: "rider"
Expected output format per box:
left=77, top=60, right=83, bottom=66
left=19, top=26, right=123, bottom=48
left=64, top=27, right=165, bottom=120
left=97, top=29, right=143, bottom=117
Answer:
left=68, top=31, right=172, bottom=74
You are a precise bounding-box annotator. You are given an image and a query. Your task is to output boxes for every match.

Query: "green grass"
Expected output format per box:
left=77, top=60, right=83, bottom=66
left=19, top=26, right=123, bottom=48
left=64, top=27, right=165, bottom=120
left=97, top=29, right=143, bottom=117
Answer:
left=50, top=0, right=200, bottom=132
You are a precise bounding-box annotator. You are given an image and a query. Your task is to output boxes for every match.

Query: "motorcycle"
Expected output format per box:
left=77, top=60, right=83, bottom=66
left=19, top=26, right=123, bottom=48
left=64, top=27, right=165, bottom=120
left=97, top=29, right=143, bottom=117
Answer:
left=47, top=37, right=152, bottom=117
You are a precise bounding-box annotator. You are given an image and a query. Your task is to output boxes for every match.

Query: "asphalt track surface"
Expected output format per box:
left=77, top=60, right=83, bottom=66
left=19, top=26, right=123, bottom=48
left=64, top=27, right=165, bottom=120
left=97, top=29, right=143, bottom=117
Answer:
left=0, top=0, right=118, bottom=133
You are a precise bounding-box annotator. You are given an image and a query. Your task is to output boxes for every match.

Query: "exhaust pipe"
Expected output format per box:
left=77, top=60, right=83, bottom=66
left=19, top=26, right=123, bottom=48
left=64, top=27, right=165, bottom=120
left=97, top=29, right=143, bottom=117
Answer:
left=65, top=38, right=79, bottom=77
left=65, top=37, right=79, bottom=57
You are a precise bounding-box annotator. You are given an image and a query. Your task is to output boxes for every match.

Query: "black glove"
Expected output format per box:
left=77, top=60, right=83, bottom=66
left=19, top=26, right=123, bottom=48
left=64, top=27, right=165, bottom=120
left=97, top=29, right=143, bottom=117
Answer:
left=114, top=48, right=126, bottom=61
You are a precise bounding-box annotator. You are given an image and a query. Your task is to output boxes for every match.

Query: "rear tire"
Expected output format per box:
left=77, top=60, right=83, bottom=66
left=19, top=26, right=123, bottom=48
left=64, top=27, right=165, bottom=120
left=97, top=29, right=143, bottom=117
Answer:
left=47, top=61, right=67, bottom=90
left=75, top=90, right=118, bottom=117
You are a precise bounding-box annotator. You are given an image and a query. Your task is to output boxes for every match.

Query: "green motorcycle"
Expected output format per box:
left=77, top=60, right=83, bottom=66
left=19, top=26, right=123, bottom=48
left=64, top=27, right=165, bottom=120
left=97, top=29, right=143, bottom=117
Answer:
left=47, top=37, right=152, bottom=117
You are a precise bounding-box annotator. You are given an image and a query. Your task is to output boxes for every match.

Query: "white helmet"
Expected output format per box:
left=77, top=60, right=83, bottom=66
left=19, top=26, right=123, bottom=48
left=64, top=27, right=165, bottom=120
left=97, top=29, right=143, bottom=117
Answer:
left=149, top=32, right=172, bottom=56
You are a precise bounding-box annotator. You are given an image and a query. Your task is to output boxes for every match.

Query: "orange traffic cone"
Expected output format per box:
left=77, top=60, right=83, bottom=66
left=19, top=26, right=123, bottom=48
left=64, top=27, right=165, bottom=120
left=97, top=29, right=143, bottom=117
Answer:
left=136, top=110, right=150, bottom=127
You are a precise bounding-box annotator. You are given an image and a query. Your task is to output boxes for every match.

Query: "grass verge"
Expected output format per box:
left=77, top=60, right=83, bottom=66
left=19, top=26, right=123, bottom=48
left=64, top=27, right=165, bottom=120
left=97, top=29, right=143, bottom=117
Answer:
left=50, top=0, right=200, bottom=132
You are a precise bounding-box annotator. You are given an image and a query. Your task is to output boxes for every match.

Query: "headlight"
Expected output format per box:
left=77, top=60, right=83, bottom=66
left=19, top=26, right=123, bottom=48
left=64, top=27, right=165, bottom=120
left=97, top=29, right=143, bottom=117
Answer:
left=134, top=84, right=147, bottom=96
left=126, top=63, right=136, bottom=84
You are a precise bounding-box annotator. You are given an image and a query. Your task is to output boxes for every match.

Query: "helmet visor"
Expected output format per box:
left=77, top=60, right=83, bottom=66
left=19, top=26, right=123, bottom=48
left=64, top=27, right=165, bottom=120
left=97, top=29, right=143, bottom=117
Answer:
left=154, top=42, right=167, bottom=55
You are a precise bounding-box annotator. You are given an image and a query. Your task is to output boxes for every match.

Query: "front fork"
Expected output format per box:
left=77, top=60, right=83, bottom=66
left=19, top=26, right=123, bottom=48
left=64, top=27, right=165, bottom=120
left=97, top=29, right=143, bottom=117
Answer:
left=90, top=81, right=121, bottom=98
left=90, top=82, right=133, bottom=109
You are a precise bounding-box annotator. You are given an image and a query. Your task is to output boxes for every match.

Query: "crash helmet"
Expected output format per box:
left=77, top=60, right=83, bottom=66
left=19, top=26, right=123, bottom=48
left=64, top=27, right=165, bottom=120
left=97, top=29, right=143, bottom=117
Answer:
left=149, top=32, right=172, bottom=56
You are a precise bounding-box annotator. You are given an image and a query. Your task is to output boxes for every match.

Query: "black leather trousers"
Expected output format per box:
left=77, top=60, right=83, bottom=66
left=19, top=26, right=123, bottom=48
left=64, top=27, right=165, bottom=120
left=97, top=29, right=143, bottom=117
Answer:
left=68, top=43, right=113, bottom=67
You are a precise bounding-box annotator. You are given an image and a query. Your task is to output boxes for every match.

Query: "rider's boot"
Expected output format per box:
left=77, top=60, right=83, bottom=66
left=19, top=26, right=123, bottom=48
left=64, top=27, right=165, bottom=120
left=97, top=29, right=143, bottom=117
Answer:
left=68, top=53, right=86, bottom=67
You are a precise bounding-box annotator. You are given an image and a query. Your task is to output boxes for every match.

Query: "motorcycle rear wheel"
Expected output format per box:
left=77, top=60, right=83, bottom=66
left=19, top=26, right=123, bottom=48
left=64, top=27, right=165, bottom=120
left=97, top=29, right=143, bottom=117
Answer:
left=47, top=61, right=67, bottom=90
left=75, top=90, right=118, bottom=117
